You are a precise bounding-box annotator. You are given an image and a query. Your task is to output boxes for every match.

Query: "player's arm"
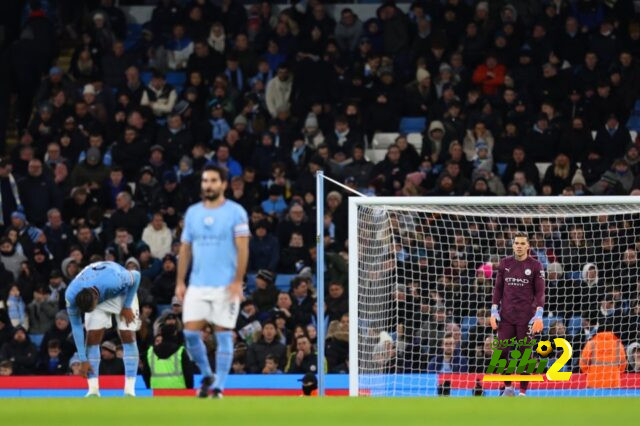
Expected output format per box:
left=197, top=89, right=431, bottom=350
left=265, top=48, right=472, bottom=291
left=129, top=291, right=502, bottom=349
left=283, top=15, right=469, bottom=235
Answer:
left=528, top=263, right=546, bottom=334
left=65, top=297, right=87, bottom=361
left=176, top=208, right=193, bottom=301
left=123, top=270, right=141, bottom=309
left=229, top=208, right=251, bottom=299
left=490, top=260, right=504, bottom=330
left=175, top=242, right=192, bottom=301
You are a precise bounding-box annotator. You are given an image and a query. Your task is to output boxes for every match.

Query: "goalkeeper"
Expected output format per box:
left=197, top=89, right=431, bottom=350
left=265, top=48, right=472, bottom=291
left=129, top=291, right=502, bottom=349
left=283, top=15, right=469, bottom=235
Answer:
left=490, top=232, right=545, bottom=396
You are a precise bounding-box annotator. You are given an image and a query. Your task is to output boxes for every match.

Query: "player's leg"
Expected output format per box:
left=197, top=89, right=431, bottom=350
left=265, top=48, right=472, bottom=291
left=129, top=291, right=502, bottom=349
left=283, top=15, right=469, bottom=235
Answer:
left=516, top=322, right=532, bottom=396
left=182, top=287, right=215, bottom=397
left=86, top=329, right=104, bottom=397
left=210, top=287, right=240, bottom=398
left=497, top=321, right=517, bottom=396
left=119, top=330, right=139, bottom=396
left=115, top=295, right=141, bottom=396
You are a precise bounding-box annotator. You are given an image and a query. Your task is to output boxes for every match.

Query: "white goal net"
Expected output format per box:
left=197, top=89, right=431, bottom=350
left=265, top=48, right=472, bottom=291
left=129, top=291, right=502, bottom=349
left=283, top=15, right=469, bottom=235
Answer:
left=348, top=197, right=640, bottom=397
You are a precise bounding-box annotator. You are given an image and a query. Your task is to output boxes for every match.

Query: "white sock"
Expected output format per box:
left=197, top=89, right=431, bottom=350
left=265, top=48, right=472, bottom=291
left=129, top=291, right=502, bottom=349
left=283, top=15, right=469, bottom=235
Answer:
left=87, top=378, right=99, bottom=394
left=124, top=377, right=136, bottom=395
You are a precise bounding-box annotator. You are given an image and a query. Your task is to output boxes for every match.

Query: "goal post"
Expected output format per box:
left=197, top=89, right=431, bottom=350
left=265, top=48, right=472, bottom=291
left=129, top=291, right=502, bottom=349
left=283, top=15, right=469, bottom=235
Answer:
left=348, top=196, right=640, bottom=397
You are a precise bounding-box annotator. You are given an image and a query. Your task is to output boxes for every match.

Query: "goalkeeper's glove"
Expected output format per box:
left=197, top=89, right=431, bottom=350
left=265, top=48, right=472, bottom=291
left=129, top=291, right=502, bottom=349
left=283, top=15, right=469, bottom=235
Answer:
left=528, top=307, right=544, bottom=334
left=490, top=304, right=500, bottom=330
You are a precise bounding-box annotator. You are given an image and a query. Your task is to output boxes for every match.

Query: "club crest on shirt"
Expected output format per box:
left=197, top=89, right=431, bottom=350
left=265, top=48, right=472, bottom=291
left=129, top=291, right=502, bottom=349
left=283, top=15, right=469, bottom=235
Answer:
left=204, top=216, right=215, bottom=226
left=525, top=268, right=531, bottom=276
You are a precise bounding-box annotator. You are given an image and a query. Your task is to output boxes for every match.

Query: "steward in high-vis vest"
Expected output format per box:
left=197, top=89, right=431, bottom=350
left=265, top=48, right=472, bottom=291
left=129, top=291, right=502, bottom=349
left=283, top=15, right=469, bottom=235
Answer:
left=579, top=321, right=627, bottom=388
left=142, top=324, right=194, bottom=389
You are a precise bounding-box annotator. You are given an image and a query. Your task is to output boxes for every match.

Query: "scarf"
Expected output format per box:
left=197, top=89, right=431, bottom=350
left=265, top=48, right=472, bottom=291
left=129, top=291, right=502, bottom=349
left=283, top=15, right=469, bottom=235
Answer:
left=7, top=295, right=26, bottom=327
left=291, top=145, right=306, bottom=165
left=208, top=33, right=226, bottom=53
left=210, top=118, right=230, bottom=142
left=0, top=173, right=22, bottom=226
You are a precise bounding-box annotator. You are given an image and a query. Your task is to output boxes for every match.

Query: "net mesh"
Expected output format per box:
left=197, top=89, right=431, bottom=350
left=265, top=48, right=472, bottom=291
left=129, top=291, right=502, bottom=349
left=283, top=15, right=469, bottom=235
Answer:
left=354, top=202, right=640, bottom=396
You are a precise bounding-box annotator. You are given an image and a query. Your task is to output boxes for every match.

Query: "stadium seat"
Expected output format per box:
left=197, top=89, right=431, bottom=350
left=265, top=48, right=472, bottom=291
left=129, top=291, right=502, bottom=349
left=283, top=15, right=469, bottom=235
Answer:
left=245, top=273, right=257, bottom=292
left=634, top=99, right=640, bottom=112
left=627, top=114, right=640, bottom=131
left=566, top=316, right=583, bottom=336
left=166, top=71, right=187, bottom=87
left=124, top=23, right=142, bottom=51
left=275, top=274, right=296, bottom=291
left=29, top=334, right=44, bottom=349
left=536, top=162, right=551, bottom=181
left=496, top=162, right=507, bottom=177
left=631, top=130, right=638, bottom=141
left=406, top=132, right=423, bottom=152
left=399, top=117, right=427, bottom=133
left=140, top=71, right=152, bottom=86
left=365, top=148, right=388, bottom=164
left=371, top=132, right=400, bottom=149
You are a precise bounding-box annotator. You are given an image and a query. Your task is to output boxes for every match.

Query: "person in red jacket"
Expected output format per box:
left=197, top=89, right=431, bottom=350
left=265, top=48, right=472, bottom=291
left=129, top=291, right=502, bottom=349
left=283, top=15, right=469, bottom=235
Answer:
left=472, top=53, right=506, bottom=96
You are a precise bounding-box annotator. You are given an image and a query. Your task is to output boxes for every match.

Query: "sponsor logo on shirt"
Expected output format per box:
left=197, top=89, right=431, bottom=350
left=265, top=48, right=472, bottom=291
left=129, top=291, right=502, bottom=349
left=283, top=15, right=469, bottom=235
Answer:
left=505, top=277, right=529, bottom=286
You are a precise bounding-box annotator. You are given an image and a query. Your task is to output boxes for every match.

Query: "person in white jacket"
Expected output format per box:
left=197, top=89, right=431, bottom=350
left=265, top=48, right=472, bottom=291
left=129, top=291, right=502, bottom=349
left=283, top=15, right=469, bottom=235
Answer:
left=141, top=212, right=173, bottom=259
left=265, top=64, right=293, bottom=118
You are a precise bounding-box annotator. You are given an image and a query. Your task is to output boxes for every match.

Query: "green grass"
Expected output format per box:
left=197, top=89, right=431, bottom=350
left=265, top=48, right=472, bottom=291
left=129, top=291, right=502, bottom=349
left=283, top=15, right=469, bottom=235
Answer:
left=0, top=397, right=635, bottom=426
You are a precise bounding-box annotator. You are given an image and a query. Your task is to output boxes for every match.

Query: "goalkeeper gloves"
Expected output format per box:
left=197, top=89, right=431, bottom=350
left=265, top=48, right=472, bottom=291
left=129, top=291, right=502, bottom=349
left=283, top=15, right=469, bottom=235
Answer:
left=528, top=307, right=544, bottom=334
left=490, top=304, right=500, bottom=330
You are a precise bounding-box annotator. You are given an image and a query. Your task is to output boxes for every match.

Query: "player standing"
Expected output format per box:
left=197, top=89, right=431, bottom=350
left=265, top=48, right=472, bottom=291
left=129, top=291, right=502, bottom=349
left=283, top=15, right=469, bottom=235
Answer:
left=490, top=232, right=545, bottom=396
left=175, top=164, right=250, bottom=398
left=65, top=260, right=141, bottom=397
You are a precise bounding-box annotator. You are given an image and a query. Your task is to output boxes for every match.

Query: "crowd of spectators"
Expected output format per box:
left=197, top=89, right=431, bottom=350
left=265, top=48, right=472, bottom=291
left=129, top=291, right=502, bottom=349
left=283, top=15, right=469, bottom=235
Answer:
left=1, top=0, right=640, bottom=381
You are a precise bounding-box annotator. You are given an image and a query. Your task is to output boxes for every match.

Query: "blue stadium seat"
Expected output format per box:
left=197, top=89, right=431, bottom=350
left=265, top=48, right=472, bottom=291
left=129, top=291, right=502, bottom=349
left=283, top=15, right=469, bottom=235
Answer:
left=460, top=316, right=477, bottom=342
left=29, top=334, right=44, bottom=349
left=156, top=304, right=171, bottom=315
left=275, top=274, right=296, bottom=291
left=496, top=162, right=508, bottom=177
left=166, top=71, right=187, bottom=87
left=124, top=23, right=142, bottom=51
left=634, top=99, right=640, bottom=112
left=566, top=316, right=583, bottom=336
left=245, top=273, right=257, bottom=292
left=627, top=114, right=640, bottom=131
left=399, top=117, right=427, bottom=133
left=140, top=71, right=152, bottom=86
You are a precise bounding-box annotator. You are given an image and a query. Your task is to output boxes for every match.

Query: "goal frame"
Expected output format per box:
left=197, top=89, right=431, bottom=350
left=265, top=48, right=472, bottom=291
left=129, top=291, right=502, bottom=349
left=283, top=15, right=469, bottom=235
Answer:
left=347, top=195, right=640, bottom=396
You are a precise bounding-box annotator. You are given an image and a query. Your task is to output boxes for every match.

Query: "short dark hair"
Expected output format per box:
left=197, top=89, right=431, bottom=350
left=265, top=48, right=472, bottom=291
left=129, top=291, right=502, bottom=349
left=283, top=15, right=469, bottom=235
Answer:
left=48, top=339, right=61, bottom=350
left=513, top=232, right=529, bottom=241
left=265, top=354, right=279, bottom=364
left=76, top=288, right=96, bottom=313
left=202, top=164, right=228, bottom=182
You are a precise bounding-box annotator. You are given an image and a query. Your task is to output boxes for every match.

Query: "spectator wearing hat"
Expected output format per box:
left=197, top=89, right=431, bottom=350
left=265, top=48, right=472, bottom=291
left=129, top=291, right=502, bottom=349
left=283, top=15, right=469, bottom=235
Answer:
left=0, top=238, right=27, bottom=281
left=0, top=158, right=23, bottom=231
left=142, top=322, right=193, bottom=389
left=591, top=159, right=634, bottom=195
left=70, top=145, right=110, bottom=189
left=155, top=114, right=194, bottom=165
left=249, top=222, right=279, bottom=273
left=151, top=170, right=188, bottom=229
left=99, top=340, right=125, bottom=375
left=0, top=326, right=38, bottom=375
left=199, top=98, right=231, bottom=146
left=35, top=66, right=76, bottom=107
left=135, top=241, right=162, bottom=282
left=261, top=185, right=287, bottom=218
left=39, top=310, right=73, bottom=361
left=151, top=254, right=177, bottom=307
left=134, top=166, right=161, bottom=209
left=246, top=320, right=286, bottom=373
left=251, top=270, right=278, bottom=314
left=141, top=70, right=178, bottom=119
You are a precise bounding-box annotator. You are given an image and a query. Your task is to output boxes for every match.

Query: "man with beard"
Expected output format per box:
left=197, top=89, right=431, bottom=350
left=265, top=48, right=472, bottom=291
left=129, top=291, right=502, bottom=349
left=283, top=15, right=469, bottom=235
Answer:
left=175, top=165, right=250, bottom=398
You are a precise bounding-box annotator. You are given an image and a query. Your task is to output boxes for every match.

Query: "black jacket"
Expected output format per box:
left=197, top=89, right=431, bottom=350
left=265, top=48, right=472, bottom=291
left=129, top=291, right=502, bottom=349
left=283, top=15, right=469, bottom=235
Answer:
left=246, top=338, right=287, bottom=373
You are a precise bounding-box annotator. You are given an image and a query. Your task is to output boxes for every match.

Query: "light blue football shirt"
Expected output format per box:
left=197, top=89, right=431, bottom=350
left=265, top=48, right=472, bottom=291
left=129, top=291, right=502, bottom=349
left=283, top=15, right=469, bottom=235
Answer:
left=181, top=200, right=250, bottom=288
left=65, top=261, right=141, bottom=360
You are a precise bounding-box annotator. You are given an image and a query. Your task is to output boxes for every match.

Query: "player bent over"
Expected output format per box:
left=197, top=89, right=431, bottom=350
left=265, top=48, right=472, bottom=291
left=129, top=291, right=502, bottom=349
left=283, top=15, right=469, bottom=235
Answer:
left=490, top=232, right=545, bottom=396
left=175, top=165, right=250, bottom=398
left=66, top=261, right=141, bottom=397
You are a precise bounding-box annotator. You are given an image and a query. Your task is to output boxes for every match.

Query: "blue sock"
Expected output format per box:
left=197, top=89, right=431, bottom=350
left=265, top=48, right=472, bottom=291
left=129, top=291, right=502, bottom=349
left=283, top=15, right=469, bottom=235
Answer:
left=87, top=345, right=100, bottom=379
left=213, top=331, right=233, bottom=391
left=122, top=342, right=139, bottom=378
left=184, top=330, right=213, bottom=378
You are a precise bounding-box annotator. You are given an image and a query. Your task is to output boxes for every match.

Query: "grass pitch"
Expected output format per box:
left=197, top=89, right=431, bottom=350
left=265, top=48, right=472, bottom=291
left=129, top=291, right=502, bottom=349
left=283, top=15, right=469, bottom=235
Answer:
left=0, top=397, right=634, bottom=426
